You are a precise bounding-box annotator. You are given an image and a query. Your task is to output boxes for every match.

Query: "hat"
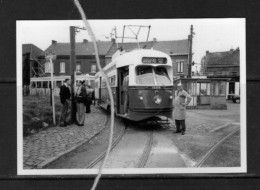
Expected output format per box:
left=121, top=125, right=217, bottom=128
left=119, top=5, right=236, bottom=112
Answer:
left=177, top=83, right=182, bottom=86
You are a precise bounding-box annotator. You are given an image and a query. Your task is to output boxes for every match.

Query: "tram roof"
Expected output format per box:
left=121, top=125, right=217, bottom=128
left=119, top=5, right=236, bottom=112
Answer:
left=107, top=49, right=172, bottom=69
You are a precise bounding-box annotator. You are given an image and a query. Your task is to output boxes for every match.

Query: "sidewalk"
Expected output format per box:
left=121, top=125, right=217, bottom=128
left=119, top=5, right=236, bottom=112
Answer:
left=23, top=106, right=107, bottom=169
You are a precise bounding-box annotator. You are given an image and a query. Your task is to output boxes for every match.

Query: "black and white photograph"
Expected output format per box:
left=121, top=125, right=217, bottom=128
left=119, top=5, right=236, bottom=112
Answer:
left=17, top=18, right=246, bottom=175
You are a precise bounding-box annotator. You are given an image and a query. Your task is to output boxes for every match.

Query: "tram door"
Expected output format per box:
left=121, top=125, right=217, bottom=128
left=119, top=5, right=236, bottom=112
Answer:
left=117, top=66, right=129, bottom=114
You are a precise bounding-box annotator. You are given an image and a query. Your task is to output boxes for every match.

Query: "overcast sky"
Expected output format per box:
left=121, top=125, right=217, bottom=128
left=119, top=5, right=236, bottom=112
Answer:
left=18, top=19, right=245, bottom=71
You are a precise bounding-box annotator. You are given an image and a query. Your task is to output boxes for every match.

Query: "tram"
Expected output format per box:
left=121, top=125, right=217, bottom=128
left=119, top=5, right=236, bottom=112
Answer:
left=95, top=49, right=174, bottom=121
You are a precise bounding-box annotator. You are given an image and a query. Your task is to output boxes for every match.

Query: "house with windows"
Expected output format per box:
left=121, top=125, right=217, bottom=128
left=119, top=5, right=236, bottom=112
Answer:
left=200, top=48, right=240, bottom=99
left=38, top=39, right=113, bottom=77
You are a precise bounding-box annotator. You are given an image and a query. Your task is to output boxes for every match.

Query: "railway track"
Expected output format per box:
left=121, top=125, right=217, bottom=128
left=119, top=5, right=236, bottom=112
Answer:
left=195, top=127, right=240, bottom=167
left=86, top=121, right=127, bottom=169
left=137, top=130, right=154, bottom=168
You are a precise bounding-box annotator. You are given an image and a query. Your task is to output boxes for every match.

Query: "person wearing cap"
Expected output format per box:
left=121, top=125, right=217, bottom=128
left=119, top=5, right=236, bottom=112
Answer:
left=173, top=83, right=191, bottom=135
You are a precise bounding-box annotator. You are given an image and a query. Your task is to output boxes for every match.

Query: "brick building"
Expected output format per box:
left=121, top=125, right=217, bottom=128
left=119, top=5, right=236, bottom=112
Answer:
left=200, top=48, right=240, bottom=99
left=38, top=40, right=113, bottom=77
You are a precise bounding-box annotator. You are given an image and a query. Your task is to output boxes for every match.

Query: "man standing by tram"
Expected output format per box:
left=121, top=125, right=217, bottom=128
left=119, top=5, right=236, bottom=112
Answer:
left=173, top=83, right=191, bottom=135
left=59, top=79, right=71, bottom=127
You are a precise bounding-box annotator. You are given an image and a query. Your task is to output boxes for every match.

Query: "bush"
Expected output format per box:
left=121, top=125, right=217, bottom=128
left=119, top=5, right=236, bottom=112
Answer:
left=23, top=95, right=63, bottom=136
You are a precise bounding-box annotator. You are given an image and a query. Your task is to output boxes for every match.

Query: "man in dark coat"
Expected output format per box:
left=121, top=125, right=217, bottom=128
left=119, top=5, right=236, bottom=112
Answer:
left=59, top=79, right=71, bottom=127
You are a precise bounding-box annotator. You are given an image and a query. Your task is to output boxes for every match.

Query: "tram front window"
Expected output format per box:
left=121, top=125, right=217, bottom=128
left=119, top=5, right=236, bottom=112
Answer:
left=136, top=66, right=155, bottom=85
left=136, top=66, right=171, bottom=85
left=154, top=66, right=171, bottom=85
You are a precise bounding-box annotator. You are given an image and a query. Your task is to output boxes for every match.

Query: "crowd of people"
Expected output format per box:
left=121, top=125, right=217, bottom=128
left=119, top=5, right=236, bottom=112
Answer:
left=59, top=79, right=94, bottom=127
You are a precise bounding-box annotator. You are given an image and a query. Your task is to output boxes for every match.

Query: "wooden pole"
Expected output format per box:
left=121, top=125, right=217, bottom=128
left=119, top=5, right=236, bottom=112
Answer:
left=70, top=26, right=77, bottom=123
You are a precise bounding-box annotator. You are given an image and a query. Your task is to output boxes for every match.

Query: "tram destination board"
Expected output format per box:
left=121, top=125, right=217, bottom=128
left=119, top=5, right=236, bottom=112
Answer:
left=142, top=57, right=167, bottom=64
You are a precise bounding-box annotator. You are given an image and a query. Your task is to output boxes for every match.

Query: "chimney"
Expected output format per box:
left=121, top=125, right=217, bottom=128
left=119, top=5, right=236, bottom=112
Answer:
left=111, top=38, right=116, bottom=43
left=83, top=39, right=88, bottom=43
left=230, top=48, right=234, bottom=52
left=52, top=40, right=57, bottom=44
left=206, top=51, right=209, bottom=54
left=153, top=38, right=157, bottom=42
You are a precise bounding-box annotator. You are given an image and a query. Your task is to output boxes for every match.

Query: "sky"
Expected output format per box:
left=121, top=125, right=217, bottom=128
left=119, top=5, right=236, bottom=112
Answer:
left=18, top=19, right=245, bottom=71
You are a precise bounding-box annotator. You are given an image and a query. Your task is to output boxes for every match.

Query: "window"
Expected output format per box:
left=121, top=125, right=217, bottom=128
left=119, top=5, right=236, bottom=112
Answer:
left=154, top=66, right=171, bottom=85
left=76, top=64, right=81, bottom=72
left=199, top=83, right=210, bottom=96
left=42, top=81, right=48, bottom=88
left=91, top=64, right=97, bottom=73
left=31, top=82, right=36, bottom=88
left=212, top=82, right=219, bottom=96
left=37, top=82, right=42, bottom=88
left=219, top=81, right=226, bottom=96
left=109, top=75, right=116, bottom=86
left=60, top=62, right=65, bottom=73
left=177, top=61, right=184, bottom=73
left=136, top=66, right=171, bottom=85
left=136, top=66, right=155, bottom=85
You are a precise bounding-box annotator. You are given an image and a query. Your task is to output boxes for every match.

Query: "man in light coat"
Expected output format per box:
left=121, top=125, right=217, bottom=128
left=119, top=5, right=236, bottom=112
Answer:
left=173, top=83, right=191, bottom=135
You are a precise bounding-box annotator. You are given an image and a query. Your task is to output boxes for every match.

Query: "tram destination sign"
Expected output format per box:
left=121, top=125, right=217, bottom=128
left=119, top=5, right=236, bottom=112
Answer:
left=142, top=57, right=167, bottom=64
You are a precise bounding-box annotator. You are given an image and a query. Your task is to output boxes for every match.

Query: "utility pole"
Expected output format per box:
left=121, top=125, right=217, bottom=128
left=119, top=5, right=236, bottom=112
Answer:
left=70, top=26, right=76, bottom=123
left=70, top=26, right=86, bottom=123
left=188, top=25, right=194, bottom=78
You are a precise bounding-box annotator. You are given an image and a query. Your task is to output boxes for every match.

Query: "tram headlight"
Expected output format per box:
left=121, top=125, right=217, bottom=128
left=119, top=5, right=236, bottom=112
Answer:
left=154, top=95, right=162, bottom=104
left=169, top=95, right=173, bottom=99
left=139, top=96, right=143, bottom=101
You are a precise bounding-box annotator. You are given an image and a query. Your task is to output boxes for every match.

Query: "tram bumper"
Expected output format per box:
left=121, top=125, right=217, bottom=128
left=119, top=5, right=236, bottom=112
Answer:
left=129, top=108, right=173, bottom=121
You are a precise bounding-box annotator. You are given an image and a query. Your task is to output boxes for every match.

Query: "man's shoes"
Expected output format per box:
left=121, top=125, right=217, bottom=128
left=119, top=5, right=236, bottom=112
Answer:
left=77, top=124, right=84, bottom=126
left=60, top=124, right=67, bottom=127
left=182, top=131, right=185, bottom=135
left=174, top=131, right=181, bottom=133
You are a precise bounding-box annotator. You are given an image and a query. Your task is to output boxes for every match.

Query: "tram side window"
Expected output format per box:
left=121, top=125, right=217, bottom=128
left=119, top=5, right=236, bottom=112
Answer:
left=31, top=82, right=36, bottom=88
left=37, top=82, right=41, bottom=88
left=109, top=75, right=116, bottom=86
left=42, top=81, right=48, bottom=88
left=136, top=66, right=155, bottom=85
left=154, top=66, right=171, bottom=85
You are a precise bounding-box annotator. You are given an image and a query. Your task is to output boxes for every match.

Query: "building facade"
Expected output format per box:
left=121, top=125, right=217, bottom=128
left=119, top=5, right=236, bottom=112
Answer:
left=200, top=48, right=240, bottom=99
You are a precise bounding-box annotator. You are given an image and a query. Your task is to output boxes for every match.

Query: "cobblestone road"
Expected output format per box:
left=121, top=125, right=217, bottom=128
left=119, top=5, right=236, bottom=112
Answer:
left=23, top=107, right=107, bottom=169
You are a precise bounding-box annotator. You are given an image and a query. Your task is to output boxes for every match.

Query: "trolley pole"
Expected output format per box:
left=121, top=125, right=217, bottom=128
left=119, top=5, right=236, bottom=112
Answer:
left=70, top=26, right=77, bottom=123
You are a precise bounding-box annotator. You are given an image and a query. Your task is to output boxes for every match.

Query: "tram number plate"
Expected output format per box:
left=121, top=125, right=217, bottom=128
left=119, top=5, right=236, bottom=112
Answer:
left=142, top=57, right=167, bottom=64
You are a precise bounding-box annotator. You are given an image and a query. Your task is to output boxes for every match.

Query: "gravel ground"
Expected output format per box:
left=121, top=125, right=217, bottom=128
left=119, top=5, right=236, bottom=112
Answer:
left=200, top=130, right=241, bottom=167
left=170, top=103, right=241, bottom=167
